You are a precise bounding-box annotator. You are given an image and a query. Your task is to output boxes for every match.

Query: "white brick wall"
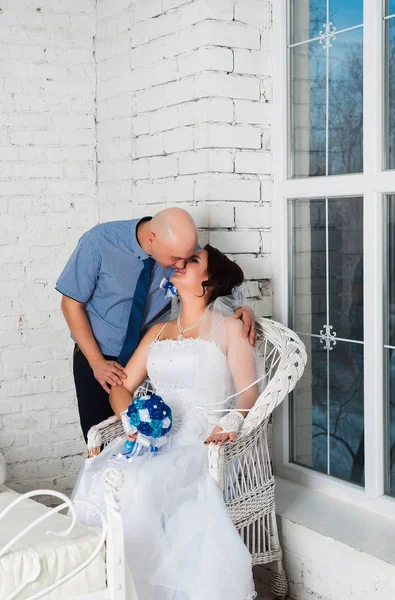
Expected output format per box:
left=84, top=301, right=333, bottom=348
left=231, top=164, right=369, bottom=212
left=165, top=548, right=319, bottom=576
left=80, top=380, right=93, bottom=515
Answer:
left=0, top=0, right=96, bottom=494
left=96, top=0, right=273, bottom=307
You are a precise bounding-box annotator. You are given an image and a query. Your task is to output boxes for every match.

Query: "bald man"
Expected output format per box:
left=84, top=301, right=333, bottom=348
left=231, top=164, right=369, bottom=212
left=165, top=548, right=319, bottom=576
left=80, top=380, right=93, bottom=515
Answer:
left=57, top=209, right=254, bottom=441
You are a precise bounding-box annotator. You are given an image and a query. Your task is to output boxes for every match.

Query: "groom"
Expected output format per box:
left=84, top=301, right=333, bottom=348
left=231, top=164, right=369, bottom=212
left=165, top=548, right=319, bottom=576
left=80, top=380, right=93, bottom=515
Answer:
left=56, top=208, right=255, bottom=441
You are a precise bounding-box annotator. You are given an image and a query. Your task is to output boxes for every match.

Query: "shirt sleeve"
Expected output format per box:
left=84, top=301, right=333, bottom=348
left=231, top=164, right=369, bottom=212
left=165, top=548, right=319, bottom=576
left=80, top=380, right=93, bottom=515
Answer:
left=56, top=233, right=101, bottom=303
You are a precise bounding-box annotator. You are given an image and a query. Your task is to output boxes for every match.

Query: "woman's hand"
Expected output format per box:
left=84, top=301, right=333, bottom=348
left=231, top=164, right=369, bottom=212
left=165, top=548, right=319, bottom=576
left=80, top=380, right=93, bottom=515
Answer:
left=126, top=433, right=137, bottom=442
left=204, top=425, right=236, bottom=446
left=233, top=305, right=256, bottom=346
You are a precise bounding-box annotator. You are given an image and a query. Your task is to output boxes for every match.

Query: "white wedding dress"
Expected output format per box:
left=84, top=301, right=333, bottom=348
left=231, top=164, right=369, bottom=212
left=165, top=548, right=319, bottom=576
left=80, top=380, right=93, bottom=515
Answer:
left=73, top=337, right=256, bottom=600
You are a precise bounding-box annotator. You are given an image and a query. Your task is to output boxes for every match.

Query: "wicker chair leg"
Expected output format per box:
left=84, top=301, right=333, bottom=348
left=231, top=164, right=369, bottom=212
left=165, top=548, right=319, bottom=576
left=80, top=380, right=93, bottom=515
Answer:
left=271, top=560, right=288, bottom=600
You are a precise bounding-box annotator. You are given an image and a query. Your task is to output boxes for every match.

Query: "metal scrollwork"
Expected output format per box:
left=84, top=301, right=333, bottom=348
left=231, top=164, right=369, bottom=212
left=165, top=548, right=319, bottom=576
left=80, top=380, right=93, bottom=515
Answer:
left=319, top=324, right=337, bottom=350
left=319, top=21, right=337, bottom=50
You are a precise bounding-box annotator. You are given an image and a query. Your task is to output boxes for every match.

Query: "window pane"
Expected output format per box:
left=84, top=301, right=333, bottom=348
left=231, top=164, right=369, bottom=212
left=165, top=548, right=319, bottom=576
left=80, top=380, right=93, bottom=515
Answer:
left=388, top=196, right=395, bottom=349
left=386, top=196, right=395, bottom=496
left=291, top=41, right=327, bottom=177
left=385, top=348, right=395, bottom=496
left=291, top=335, right=328, bottom=473
left=290, top=2, right=364, bottom=178
left=291, top=200, right=326, bottom=333
left=290, top=0, right=326, bottom=45
left=329, top=0, right=363, bottom=32
left=387, top=1, right=395, bottom=17
left=328, top=198, right=363, bottom=341
left=328, top=340, right=364, bottom=484
left=328, top=28, right=363, bottom=175
left=290, top=1, right=363, bottom=45
left=290, top=197, right=364, bottom=485
left=386, top=18, right=395, bottom=169
left=291, top=197, right=364, bottom=338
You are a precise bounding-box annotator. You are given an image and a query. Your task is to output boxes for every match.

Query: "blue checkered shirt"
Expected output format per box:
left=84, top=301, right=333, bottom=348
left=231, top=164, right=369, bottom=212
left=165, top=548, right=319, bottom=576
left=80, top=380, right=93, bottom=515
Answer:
left=56, top=219, right=174, bottom=357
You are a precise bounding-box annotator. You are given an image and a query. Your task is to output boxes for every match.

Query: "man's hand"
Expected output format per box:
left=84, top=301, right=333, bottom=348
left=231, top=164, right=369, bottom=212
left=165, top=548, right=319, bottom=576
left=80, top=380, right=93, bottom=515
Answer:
left=204, top=425, right=236, bottom=445
left=92, top=358, right=127, bottom=393
left=234, top=305, right=256, bottom=345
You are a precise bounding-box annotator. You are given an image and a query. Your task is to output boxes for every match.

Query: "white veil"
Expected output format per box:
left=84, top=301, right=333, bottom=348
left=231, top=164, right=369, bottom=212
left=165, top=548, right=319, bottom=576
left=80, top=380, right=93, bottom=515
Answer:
left=193, top=286, right=266, bottom=423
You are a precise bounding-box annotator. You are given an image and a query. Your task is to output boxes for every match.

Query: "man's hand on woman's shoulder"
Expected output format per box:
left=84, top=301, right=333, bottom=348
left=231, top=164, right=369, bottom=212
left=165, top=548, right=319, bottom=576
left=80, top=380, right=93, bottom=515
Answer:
left=233, top=305, right=256, bottom=345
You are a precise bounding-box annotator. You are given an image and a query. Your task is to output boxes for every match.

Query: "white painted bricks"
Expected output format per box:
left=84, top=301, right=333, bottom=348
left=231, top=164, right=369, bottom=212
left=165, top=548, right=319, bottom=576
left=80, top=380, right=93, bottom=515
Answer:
left=0, top=0, right=96, bottom=495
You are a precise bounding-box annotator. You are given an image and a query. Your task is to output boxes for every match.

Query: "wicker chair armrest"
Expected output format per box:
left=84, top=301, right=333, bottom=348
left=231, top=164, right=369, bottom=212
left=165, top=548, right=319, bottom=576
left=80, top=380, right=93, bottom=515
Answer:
left=239, top=318, right=307, bottom=438
left=208, top=418, right=269, bottom=491
left=85, top=379, right=154, bottom=458
left=87, top=415, right=123, bottom=458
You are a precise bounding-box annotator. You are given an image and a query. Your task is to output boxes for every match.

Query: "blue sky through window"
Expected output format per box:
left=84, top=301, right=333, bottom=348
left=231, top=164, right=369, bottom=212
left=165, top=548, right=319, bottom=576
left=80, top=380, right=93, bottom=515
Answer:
left=290, top=1, right=363, bottom=46
left=329, top=0, right=363, bottom=33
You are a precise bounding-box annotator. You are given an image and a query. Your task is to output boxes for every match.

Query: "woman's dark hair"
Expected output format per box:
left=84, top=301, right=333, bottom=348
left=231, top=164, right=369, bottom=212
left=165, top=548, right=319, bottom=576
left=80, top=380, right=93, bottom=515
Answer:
left=201, top=244, right=244, bottom=303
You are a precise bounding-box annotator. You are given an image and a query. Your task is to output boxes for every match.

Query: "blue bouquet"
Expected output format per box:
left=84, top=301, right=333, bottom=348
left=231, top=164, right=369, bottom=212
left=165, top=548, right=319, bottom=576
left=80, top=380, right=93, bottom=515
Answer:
left=117, top=393, right=173, bottom=460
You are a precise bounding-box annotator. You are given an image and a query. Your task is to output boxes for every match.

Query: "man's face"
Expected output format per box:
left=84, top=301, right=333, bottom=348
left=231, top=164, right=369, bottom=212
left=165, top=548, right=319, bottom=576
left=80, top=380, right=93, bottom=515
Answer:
left=149, top=238, right=196, bottom=270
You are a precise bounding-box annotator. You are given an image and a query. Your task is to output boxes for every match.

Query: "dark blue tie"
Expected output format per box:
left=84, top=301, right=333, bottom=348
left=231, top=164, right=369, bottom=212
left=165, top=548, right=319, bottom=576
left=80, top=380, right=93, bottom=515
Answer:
left=118, top=257, right=154, bottom=366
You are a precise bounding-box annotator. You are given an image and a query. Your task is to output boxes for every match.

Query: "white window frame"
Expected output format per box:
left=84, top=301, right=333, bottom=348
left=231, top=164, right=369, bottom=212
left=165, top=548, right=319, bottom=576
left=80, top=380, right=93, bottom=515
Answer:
left=272, top=0, right=395, bottom=519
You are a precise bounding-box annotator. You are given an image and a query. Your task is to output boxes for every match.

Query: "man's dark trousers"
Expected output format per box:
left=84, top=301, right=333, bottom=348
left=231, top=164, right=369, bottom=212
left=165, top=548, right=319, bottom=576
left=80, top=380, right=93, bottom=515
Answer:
left=73, top=345, right=115, bottom=442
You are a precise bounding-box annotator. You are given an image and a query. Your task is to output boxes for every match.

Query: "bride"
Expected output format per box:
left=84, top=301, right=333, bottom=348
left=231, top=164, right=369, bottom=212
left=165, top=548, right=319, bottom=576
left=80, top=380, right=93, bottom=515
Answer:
left=73, top=244, right=264, bottom=600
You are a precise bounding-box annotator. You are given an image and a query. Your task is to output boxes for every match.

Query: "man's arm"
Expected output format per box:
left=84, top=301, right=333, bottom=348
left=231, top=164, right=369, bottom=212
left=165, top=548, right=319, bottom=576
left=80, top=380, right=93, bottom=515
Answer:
left=57, top=232, right=126, bottom=392
left=61, top=296, right=126, bottom=393
left=109, top=323, right=162, bottom=417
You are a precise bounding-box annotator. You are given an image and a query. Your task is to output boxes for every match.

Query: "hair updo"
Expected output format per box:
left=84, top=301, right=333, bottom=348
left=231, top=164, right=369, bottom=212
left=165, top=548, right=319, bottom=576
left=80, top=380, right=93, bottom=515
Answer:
left=201, top=244, right=244, bottom=303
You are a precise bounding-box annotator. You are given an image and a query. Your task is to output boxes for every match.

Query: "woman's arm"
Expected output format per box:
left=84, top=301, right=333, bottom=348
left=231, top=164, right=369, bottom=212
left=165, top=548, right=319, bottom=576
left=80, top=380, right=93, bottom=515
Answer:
left=227, top=318, right=259, bottom=415
left=205, top=318, right=259, bottom=445
left=109, top=323, right=163, bottom=418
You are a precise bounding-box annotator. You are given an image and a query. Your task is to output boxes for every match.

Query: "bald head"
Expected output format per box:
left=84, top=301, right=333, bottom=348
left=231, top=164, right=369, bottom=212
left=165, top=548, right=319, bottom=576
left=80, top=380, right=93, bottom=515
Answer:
left=141, top=208, right=198, bottom=269
left=151, top=208, right=197, bottom=246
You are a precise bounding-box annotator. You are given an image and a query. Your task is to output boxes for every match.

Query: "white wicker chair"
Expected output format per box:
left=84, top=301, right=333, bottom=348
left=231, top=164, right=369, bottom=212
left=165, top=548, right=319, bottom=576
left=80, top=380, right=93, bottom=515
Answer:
left=87, top=317, right=307, bottom=600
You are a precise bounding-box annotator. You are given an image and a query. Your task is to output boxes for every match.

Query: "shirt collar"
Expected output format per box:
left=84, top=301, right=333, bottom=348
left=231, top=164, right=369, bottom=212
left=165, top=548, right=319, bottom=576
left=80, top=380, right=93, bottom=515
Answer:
left=130, top=217, right=152, bottom=261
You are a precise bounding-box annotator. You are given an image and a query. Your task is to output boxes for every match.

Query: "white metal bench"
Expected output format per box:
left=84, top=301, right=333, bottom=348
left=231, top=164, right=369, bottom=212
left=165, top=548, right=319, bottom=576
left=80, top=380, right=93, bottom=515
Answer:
left=0, top=468, right=135, bottom=600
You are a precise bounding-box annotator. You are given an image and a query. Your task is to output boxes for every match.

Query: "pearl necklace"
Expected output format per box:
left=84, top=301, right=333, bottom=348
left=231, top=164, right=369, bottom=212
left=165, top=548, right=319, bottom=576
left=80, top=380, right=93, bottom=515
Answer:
left=176, top=311, right=212, bottom=340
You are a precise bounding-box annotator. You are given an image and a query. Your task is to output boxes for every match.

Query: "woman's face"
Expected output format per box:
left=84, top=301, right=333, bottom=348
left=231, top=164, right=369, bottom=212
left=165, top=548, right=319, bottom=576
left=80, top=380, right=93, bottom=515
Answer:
left=171, top=249, right=209, bottom=297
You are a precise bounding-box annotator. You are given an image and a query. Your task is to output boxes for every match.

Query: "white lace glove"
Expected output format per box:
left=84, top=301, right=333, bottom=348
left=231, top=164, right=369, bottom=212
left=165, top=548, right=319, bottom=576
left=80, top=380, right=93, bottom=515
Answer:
left=120, top=410, right=136, bottom=435
left=217, top=411, right=244, bottom=435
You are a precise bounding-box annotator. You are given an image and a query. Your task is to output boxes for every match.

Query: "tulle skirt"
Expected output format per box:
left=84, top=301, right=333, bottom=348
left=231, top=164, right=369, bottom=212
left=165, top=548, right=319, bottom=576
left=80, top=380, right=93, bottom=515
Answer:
left=73, top=428, right=256, bottom=600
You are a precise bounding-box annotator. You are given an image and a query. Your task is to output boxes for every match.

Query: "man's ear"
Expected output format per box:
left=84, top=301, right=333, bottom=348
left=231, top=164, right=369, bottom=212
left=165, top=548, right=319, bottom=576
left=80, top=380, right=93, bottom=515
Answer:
left=147, top=231, right=156, bottom=246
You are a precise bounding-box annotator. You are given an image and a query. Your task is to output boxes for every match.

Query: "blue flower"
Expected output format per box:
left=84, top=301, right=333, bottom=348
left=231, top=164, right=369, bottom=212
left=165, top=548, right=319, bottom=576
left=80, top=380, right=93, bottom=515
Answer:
left=151, top=393, right=163, bottom=403
left=138, top=422, right=152, bottom=436
left=129, top=412, right=140, bottom=427
left=144, top=397, right=157, bottom=410
left=146, top=393, right=164, bottom=409
left=127, top=403, right=138, bottom=417
left=151, top=407, right=166, bottom=420
left=133, top=398, right=145, bottom=410
left=150, top=420, right=164, bottom=438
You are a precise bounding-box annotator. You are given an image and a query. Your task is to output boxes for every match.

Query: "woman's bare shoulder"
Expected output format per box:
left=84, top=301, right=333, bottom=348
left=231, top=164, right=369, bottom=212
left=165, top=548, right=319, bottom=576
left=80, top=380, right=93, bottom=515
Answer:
left=147, top=320, right=177, bottom=341
left=223, top=315, right=244, bottom=336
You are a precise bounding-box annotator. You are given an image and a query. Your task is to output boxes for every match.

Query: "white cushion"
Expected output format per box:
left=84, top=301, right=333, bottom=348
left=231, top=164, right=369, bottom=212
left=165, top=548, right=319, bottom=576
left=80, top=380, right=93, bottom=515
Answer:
left=0, top=486, right=106, bottom=600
